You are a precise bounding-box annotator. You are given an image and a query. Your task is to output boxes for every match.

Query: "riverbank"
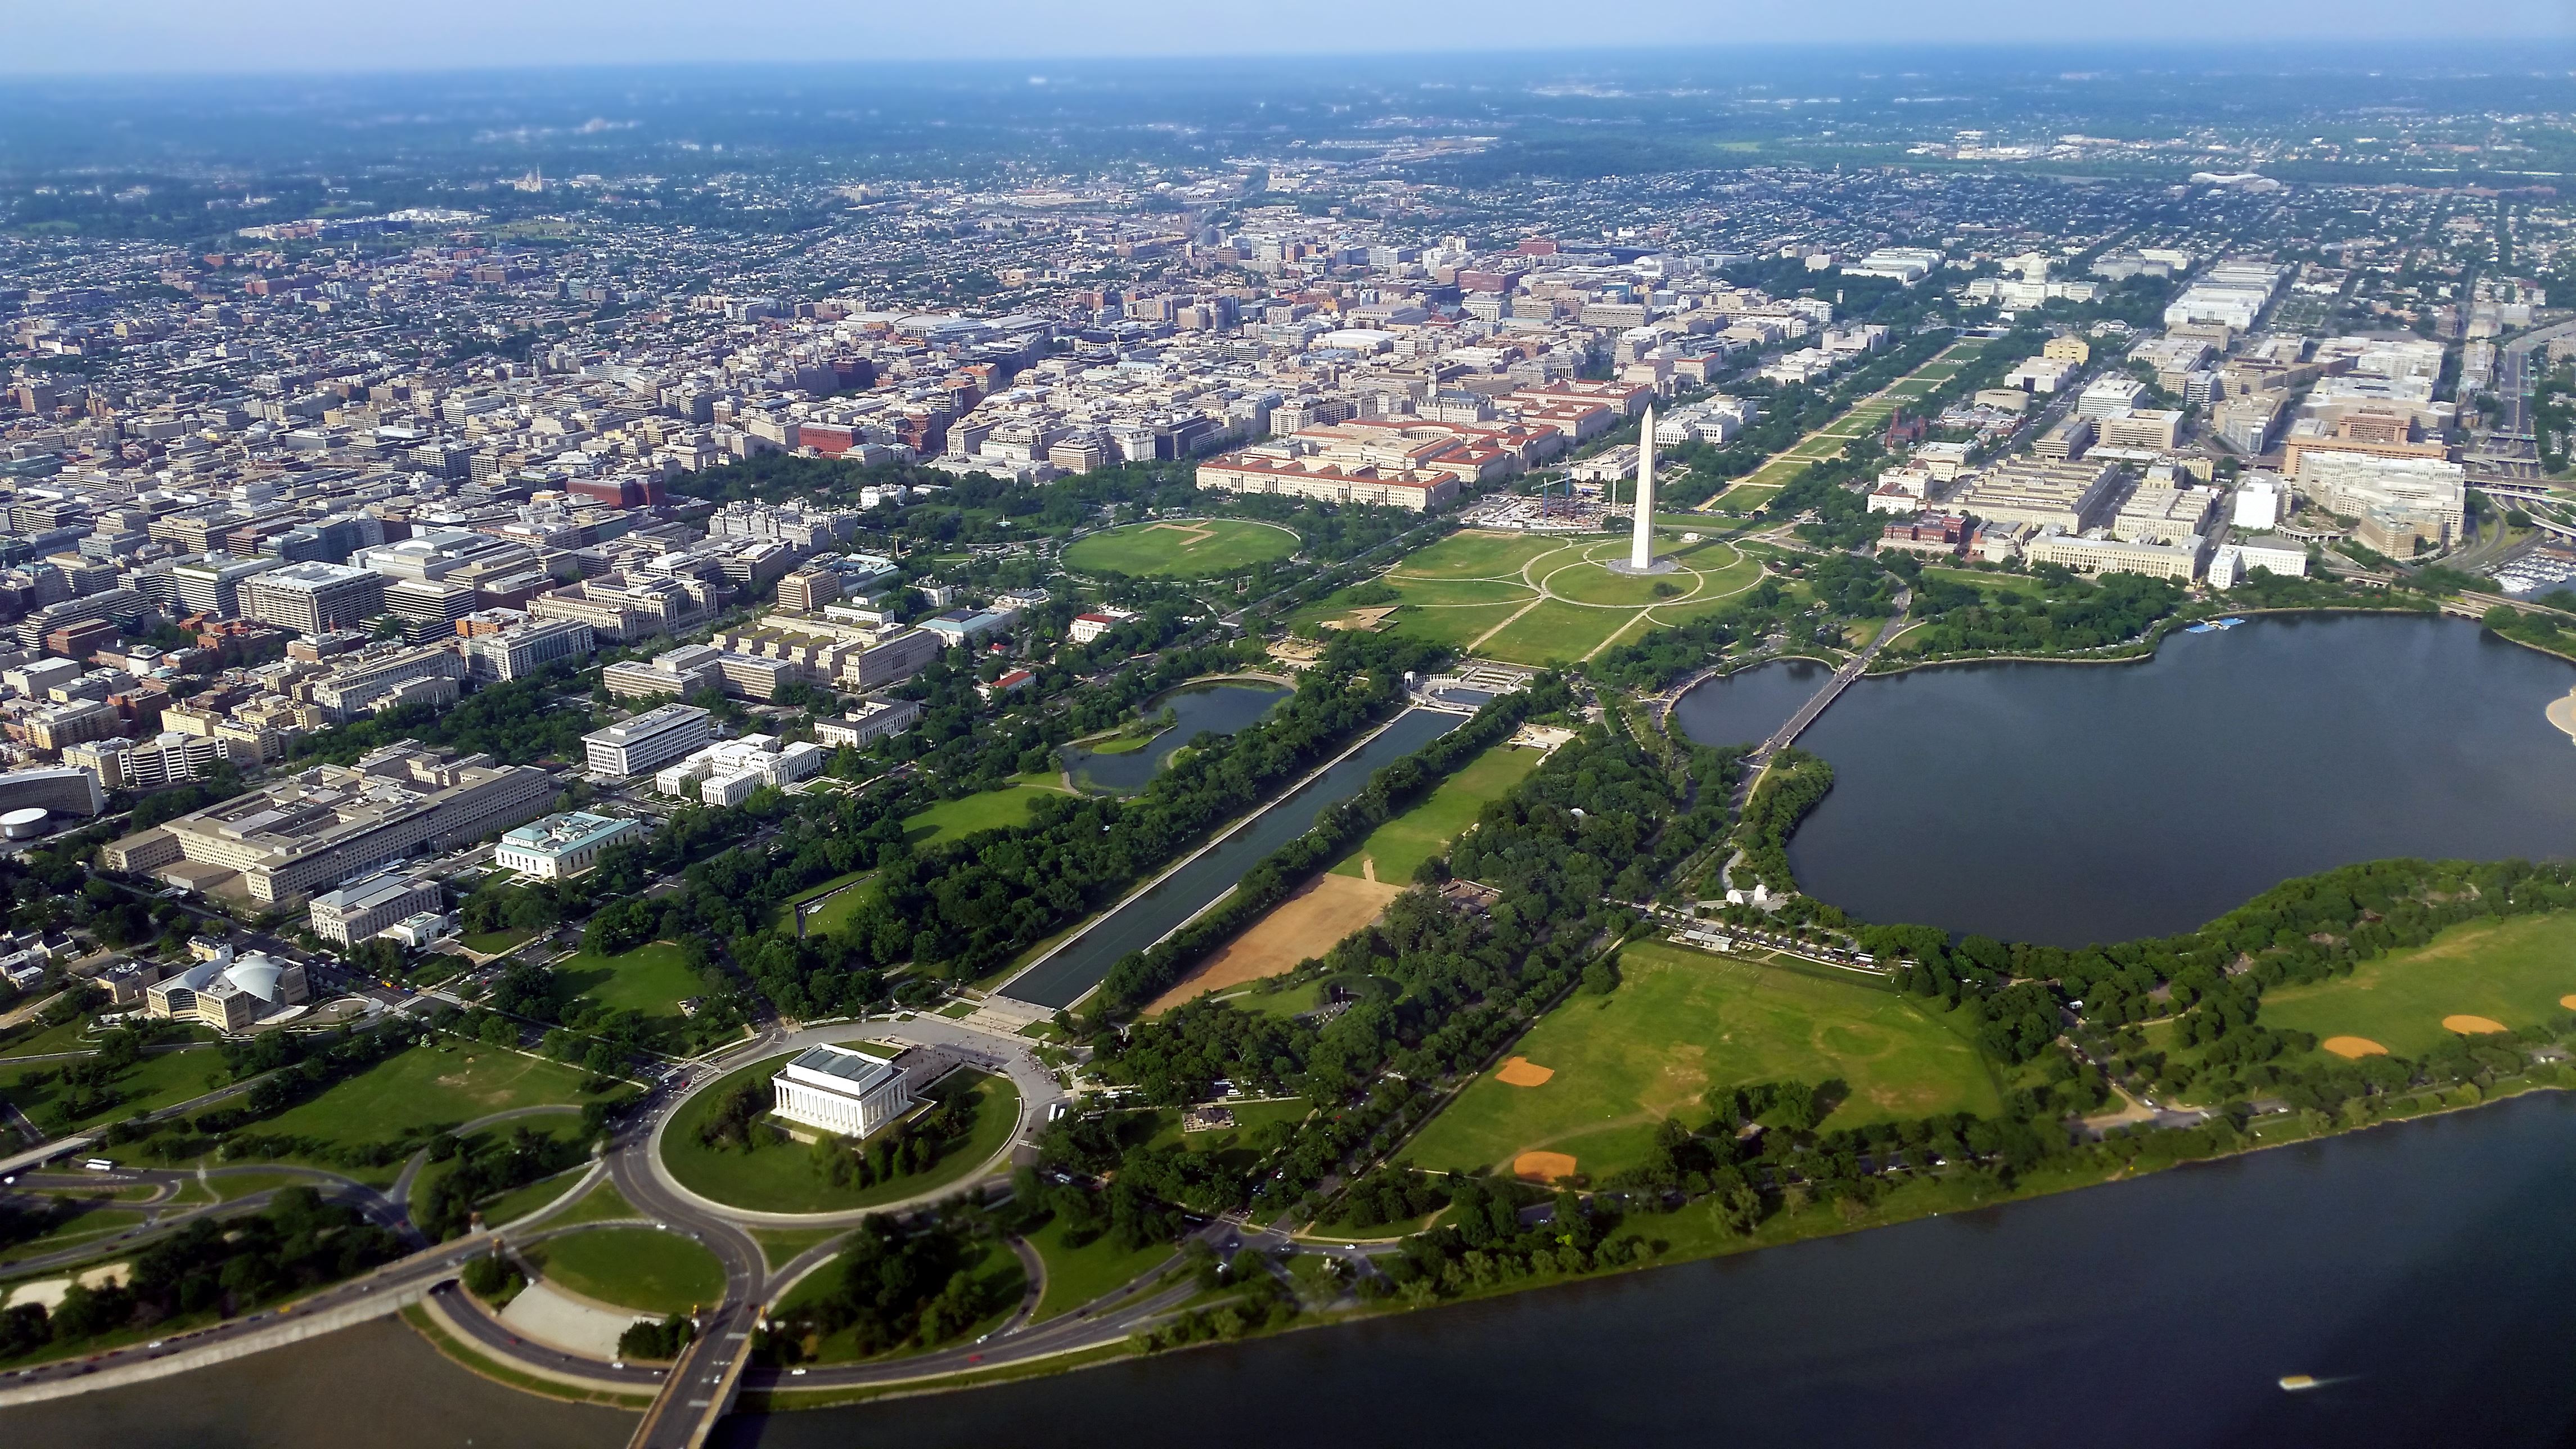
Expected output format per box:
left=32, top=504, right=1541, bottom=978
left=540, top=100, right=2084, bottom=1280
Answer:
left=717, top=1069, right=2576, bottom=1418
left=1862, top=601, right=2435, bottom=678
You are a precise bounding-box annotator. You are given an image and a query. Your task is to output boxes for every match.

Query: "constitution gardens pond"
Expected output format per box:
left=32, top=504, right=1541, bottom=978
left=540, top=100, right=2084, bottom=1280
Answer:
left=1058, top=681, right=1290, bottom=793
left=1676, top=615, right=2576, bottom=946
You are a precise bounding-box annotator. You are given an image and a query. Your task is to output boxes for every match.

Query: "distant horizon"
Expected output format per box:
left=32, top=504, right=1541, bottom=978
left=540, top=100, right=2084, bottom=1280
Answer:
left=6, top=6, right=2572, bottom=78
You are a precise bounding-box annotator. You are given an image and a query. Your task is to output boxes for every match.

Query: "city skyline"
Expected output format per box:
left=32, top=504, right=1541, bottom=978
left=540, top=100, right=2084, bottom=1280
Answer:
left=4, top=2, right=2571, bottom=74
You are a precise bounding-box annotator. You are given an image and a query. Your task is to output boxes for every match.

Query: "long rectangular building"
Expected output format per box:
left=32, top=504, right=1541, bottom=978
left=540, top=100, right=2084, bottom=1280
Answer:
left=106, top=745, right=553, bottom=904
left=1192, top=453, right=1458, bottom=511
left=1947, top=459, right=2123, bottom=535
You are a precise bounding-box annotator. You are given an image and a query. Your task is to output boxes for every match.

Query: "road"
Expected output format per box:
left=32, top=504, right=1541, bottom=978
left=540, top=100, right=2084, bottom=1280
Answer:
left=1728, top=586, right=1912, bottom=811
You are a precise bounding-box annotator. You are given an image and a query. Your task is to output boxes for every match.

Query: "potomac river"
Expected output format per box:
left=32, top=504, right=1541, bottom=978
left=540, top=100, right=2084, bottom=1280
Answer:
left=21, top=1093, right=2576, bottom=1448
left=1675, top=614, right=2576, bottom=946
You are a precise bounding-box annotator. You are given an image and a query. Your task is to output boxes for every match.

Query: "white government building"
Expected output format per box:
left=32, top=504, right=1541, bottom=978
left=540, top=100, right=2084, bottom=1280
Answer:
left=771, top=1042, right=914, bottom=1139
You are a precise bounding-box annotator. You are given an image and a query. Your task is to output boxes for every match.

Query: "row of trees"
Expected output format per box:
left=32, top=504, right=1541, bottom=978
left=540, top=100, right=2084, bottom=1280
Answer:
left=1728, top=749, right=1833, bottom=894
left=1894, top=564, right=2187, bottom=658
left=0, top=1188, right=400, bottom=1361
left=1092, top=678, right=1561, bottom=1016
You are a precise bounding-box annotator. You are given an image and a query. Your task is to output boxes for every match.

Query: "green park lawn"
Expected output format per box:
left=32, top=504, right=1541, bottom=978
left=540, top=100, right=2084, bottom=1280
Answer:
left=0, top=1016, right=112, bottom=1060
left=1384, top=530, right=1571, bottom=581
left=1473, top=598, right=1632, bottom=667
left=1404, top=942, right=2001, bottom=1181
left=751, top=1226, right=846, bottom=1271
left=660, top=1055, right=1020, bottom=1214
left=521, top=1179, right=642, bottom=1232
left=1330, top=742, right=1542, bottom=885
left=258, top=1041, right=591, bottom=1143
left=470, top=1164, right=596, bottom=1228
left=1137, top=1097, right=1313, bottom=1159
left=0, top=1205, right=151, bottom=1273
left=555, top=940, right=705, bottom=1020
left=2257, top=911, right=2576, bottom=1059
left=1060, top=519, right=1301, bottom=578
left=1920, top=566, right=2048, bottom=598
left=533, top=1226, right=727, bottom=1317
left=902, top=777, right=1070, bottom=847
left=460, top=928, right=538, bottom=957
left=771, top=871, right=879, bottom=936
left=0, top=1047, right=228, bottom=1136
left=1026, top=1215, right=1177, bottom=1322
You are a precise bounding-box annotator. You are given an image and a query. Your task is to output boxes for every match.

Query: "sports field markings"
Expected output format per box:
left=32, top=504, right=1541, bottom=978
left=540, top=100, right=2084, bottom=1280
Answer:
left=1144, top=520, right=1218, bottom=549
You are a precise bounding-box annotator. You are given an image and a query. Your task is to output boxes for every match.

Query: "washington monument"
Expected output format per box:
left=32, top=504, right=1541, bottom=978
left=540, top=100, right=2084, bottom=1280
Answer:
left=1611, top=404, right=1676, bottom=575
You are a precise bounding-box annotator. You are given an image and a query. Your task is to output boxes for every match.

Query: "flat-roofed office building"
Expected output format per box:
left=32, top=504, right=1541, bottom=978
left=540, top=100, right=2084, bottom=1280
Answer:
left=581, top=703, right=714, bottom=777
left=246, top=561, right=386, bottom=637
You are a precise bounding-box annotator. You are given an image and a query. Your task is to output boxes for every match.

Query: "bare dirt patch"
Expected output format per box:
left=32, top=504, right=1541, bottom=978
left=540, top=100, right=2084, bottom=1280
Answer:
left=1512, top=1150, right=1578, bottom=1184
left=1495, top=1056, right=1556, bottom=1087
left=1143, top=874, right=1404, bottom=1015
left=1145, top=521, right=1217, bottom=548
left=2443, top=1014, right=2510, bottom=1034
left=2322, top=1036, right=2390, bottom=1059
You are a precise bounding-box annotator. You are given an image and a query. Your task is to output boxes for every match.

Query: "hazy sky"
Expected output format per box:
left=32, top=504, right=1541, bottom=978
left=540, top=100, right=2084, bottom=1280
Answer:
left=9, top=0, right=2572, bottom=74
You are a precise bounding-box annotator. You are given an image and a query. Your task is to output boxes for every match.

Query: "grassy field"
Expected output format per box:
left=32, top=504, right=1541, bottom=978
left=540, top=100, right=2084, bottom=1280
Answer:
left=1330, top=741, right=1543, bottom=885
left=533, top=1226, right=726, bottom=1316
left=0, top=1047, right=226, bottom=1136
left=1919, top=566, right=2047, bottom=597
left=660, top=1056, right=1020, bottom=1214
left=0, top=1204, right=148, bottom=1272
left=1025, top=1216, right=1176, bottom=1322
left=1061, top=519, right=1300, bottom=578
left=555, top=940, right=704, bottom=1021
left=1286, top=528, right=1771, bottom=666
left=471, top=1166, right=595, bottom=1227
left=1697, top=341, right=1984, bottom=511
left=1385, top=530, right=1570, bottom=580
left=2258, top=912, right=2576, bottom=1059
left=751, top=1226, right=846, bottom=1270
left=902, top=777, right=1070, bottom=847
left=1404, top=942, right=2001, bottom=1181
left=0, top=1016, right=109, bottom=1060
left=460, top=928, right=537, bottom=957
left=771, top=870, right=876, bottom=934
left=250, top=1043, right=592, bottom=1174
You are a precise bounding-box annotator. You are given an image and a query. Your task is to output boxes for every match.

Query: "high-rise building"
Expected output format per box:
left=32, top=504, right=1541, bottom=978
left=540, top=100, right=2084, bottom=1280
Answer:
left=169, top=553, right=285, bottom=619
left=245, top=562, right=386, bottom=637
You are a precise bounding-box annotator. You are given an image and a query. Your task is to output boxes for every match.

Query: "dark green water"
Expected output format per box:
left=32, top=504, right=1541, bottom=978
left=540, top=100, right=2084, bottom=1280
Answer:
left=1057, top=681, right=1290, bottom=793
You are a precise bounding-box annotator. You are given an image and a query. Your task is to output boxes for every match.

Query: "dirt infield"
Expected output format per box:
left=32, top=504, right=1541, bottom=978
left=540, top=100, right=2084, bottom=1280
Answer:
left=1512, top=1151, right=1578, bottom=1184
left=2443, top=1014, right=2510, bottom=1034
left=2562, top=994, right=2576, bottom=1011
left=2322, top=1036, right=2390, bottom=1059
left=1142, top=873, right=1404, bottom=1015
left=1146, top=520, right=1218, bottom=548
left=1495, top=1056, right=1555, bottom=1087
